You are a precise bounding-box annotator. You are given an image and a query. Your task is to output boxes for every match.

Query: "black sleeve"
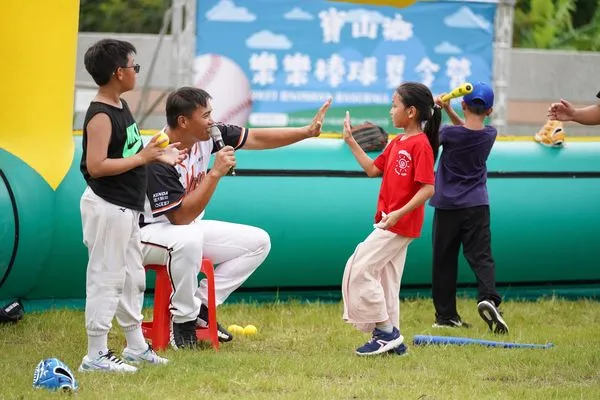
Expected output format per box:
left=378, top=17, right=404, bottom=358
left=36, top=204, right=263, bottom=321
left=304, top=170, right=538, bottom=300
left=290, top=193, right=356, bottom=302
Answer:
left=596, top=91, right=600, bottom=99
left=146, top=163, right=185, bottom=217
left=211, top=123, right=249, bottom=153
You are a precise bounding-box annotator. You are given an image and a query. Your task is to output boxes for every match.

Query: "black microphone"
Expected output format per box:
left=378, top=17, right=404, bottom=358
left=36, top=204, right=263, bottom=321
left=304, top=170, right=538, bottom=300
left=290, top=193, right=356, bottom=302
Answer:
left=209, top=125, right=236, bottom=176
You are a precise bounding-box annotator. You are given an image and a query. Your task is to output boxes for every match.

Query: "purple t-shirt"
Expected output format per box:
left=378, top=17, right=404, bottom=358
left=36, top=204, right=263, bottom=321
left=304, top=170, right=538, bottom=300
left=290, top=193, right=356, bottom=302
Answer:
left=429, top=125, right=497, bottom=209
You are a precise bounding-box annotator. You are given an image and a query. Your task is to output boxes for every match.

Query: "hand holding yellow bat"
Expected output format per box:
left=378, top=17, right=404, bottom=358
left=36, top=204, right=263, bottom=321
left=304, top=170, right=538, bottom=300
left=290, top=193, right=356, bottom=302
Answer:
left=440, top=83, right=473, bottom=102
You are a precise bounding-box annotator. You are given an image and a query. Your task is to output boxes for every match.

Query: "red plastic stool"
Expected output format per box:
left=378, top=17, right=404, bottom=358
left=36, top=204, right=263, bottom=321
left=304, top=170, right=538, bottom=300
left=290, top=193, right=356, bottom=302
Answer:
left=142, top=259, right=219, bottom=350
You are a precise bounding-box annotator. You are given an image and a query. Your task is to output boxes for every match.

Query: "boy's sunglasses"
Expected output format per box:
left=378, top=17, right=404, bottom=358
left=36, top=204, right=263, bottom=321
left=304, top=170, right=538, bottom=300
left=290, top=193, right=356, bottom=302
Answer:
left=121, top=64, right=141, bottom=73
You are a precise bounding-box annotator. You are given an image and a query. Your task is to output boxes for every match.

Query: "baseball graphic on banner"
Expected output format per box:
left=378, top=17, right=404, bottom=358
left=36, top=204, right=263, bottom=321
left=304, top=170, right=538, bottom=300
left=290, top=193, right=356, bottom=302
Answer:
left=194, top=54, right=253, bottom=126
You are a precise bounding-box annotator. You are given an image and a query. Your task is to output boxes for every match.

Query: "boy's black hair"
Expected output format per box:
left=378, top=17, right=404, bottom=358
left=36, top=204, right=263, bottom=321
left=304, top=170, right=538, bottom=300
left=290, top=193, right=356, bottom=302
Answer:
left=84, top=39, right=136, bottom=86
left=396, top=82, right=441, bottom=161
left=465, top=99, right=489, bottom=116
left=166, top=87, right=212, bottom=129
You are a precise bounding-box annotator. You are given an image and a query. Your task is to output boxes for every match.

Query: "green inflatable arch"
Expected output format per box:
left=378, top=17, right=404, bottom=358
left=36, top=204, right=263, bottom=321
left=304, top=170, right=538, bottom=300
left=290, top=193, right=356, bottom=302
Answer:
left=1, top=137, right=599, bottom=302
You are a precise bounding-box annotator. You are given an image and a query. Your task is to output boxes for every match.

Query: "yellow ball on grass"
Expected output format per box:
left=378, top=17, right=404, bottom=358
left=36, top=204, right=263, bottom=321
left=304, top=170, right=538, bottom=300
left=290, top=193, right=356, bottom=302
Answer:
left=227, top=324, right=244, bottom=335
left=243, top=324, right=258, bottom=336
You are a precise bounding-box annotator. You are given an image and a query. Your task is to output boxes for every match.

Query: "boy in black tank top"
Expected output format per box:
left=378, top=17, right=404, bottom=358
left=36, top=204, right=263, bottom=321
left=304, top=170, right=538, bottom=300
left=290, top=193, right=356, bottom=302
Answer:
left=78, top=39, right=185, bottom=372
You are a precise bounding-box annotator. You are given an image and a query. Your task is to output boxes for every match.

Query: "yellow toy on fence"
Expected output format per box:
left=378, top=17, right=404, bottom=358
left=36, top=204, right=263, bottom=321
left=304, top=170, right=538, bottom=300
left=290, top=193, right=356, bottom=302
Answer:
left=534, top=120, right=565, bottom=147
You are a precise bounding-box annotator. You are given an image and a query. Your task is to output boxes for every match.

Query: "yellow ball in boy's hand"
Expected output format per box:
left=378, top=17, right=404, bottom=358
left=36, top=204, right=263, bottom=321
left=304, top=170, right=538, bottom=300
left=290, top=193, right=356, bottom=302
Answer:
left=243, top=325, right=258, bottom=336
left=156, top=132, right=169, bottom=148
left=228, top=324, right=244, bottom=335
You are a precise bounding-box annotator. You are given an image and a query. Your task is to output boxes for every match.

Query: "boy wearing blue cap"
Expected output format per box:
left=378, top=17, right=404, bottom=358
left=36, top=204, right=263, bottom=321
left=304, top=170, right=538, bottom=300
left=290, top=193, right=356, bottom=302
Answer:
left=431, top=82, right=509, bottom=334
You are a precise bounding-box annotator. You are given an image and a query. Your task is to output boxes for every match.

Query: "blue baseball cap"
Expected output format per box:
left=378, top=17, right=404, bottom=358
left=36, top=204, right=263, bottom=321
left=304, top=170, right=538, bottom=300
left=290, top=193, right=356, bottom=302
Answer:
left=463, top=81, right=494, bottom=110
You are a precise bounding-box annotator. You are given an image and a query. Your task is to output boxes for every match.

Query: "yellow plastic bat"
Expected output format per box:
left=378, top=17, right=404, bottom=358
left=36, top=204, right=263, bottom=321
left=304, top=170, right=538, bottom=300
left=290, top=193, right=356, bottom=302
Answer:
left=441, top=83, right=474, bottom=102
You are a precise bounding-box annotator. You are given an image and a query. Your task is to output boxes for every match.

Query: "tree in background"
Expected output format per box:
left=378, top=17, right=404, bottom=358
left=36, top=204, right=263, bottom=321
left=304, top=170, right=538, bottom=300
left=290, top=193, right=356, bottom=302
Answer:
left=513, top=0, right=600, bottom=50
left=79, top=0, right=600, bottom=51
left=79, top=0, right=170, bottom=34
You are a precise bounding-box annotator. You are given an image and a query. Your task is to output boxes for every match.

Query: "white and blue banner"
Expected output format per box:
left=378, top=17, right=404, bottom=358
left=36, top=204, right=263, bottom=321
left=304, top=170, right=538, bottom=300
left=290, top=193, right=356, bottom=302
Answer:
left=195, top=0, right=497, bottom=131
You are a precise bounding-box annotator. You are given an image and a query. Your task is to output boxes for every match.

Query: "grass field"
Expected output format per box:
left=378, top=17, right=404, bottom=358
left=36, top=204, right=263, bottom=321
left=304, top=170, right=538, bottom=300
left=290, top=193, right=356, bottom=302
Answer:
left=1, top=297, right=599, bottom=399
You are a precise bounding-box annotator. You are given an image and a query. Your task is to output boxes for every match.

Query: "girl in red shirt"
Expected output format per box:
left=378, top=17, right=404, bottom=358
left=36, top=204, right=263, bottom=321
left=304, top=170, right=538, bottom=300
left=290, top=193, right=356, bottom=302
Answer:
left=342, top=82, right=440, bottom=356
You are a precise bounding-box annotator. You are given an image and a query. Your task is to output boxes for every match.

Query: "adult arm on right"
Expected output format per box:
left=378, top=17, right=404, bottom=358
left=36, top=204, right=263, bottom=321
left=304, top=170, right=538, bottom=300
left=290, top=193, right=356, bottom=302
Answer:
left=548, top=99, right=600, bottom=125
left=574, top=105, right=600, bottom=125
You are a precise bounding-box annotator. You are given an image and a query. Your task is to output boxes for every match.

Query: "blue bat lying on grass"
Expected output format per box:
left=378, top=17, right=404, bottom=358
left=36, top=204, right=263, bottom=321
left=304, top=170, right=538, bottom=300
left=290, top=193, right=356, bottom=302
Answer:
left=413, top=335, right=554, bottom=349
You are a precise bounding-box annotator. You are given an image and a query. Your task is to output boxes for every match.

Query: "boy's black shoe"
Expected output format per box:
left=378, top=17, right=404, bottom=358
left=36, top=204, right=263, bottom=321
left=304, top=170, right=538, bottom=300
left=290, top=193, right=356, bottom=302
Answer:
left=432, top=316, right=471, bottom=329
left=478, top=300, right=509, bottom=334
left=172, top=320, right=198, bottom=349
left=196, top=304, right=233, bottom=342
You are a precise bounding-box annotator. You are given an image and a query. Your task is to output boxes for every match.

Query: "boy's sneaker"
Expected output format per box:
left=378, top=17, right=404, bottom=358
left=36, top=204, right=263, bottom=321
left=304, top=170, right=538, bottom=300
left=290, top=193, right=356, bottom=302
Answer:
left=477, top=300, right=509, bottom=334
left=196, top=304, right=233, bottom=342
left=355, top=327, right=404, bottom=356
left=172, top=320, right=198, bottom=349
left=122, top=343, right=169, bottom=365
left=78, top=350, right=138, bottom=373
left=387, top=342, right=409, bottom=356
left=432, top=316, right=471, bottom=329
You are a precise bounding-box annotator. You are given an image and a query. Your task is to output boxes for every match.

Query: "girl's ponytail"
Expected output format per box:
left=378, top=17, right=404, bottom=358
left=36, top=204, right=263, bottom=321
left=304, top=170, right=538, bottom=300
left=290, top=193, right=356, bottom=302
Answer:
left=423, top=105, right=441, bottom=161
left=396, top=82, right=441, bottom=161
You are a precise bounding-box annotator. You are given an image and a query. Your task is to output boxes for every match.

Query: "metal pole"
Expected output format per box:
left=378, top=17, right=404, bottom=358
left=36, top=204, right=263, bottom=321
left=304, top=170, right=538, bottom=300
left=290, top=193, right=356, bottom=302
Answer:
left=171, top=0, right=196, bottom=89
left=136, top=6, right=173, bottom=124
left=138, top=0, right=197, bottom=127
left=492, top=0, right=516, bottom=135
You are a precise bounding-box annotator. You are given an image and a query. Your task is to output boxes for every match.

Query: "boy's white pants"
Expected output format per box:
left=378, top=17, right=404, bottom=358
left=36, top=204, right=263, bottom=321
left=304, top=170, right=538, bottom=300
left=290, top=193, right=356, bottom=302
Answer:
left=140, top=219, right=271, bottom=324
left=342, top=228, right=412, bottom=333
left=80, top=187, right=146, bottom=336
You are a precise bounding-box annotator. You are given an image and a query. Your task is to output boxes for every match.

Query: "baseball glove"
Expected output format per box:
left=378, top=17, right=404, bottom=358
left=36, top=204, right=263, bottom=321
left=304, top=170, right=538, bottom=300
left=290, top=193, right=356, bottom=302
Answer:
left=351, top=122, right=389, bottom=152
left=534, top=120, right=565, bottom=147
